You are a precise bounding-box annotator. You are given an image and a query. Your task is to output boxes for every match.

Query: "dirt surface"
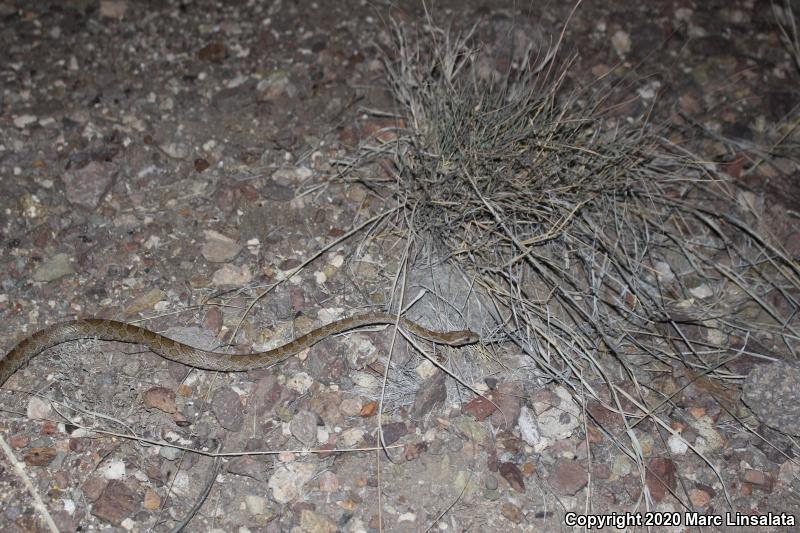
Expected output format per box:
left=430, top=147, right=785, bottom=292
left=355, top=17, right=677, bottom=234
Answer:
left=0, top=0, right=798, bottom=532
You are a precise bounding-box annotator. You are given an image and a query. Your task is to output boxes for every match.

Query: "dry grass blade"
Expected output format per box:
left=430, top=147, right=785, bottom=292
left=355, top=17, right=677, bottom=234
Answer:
left=775, top=0, right=800, bottom=74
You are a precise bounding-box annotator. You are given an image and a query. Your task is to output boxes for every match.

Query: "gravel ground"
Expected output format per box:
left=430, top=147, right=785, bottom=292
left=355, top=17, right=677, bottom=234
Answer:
left=1, top=1, right=799, bottom=532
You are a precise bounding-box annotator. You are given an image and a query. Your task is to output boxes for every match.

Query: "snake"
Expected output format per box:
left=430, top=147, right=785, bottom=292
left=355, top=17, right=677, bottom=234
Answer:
left=0, top=311, right=479, bottom=387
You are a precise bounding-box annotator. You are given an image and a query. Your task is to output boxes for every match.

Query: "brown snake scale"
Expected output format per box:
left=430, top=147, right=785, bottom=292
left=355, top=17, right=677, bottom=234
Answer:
left=0, top=312, right=479, bottom=387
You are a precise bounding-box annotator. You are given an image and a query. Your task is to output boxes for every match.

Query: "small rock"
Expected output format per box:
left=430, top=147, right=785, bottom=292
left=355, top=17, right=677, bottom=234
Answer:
left=339, top=397, right=362, bottom=417
left=611, top=30, right=631, bottom=57
left=250, top=375, right=290, bottom=415
left=245, top=494, right=268, bottom=515
left=158, top=138, right=190, bottom=158
left=143, top=387, right=177, bottom=414
left=202, top=230, right=242, bottom=262
left=172, top=411, right=190, bottom=427
left=411, top=372, right=446, bottom=419
left=454, top=416, right=489, bottom=444
left=100, top=459, right=126, bottom=480
left=277, top=451, right=295, bottom=462
left=667, top=433, right=689, bottom=455
left=194, top=158, right=210, bottom=172
left=268, top=463, right=316, bottom=504
left=9, top=434, right=29, bottom=449
left=536, top=386, right=580, bottom=440
left=490, top=382, right=523, bottom=429
left=300, top=509, right=337, bottom=533
left=202, top=308, right=223, bottom=336
left=82, top=476, right=106, bottom=501
left=257, top=71, right=297, bottom=101
left=611, top=455, right=633, bottom=480
left=290, top=410, right=318, bottom=447
left=586, top=424, right=604, bottom=444
left=171, top=471, right=191, bottom=496
left=463, top=395, right=496, bottom=420
left=24, top=447, right=57, bottom=466
left=27, top=396, right=52, bottom=420
left=124, top=289, right=165, bottom=315
left=551, top=459, right=588, bottom=496
left=32, top=253, right=74, bottom=282
left=675, top=7, right=693, bottom=21
left=646, top=457, right=676, bottom=502
left=211, top=264, right=252, bottom=286
left=688, top=488, right=711, bottom=508
left=99, top=0, right=127, bottom=19
left=62, top=160, right=115, bottom=209
left=213, top=183, right=259, bottom=217
left=286, top=372, right=313, bottom=394
left=159, top=446, right=182, bottom=461
left=211, top=387, right=244, bottom=432
left=20, top=194, right=45, bottom=220
left=381, top=422, right=408, bottom=446
left=593, top=464, right=611, bottom=479
left=13, top=114, right=37, bottom=128
left=404, top=441, right=427, bottom=461
left=62, top=497, right=76, bottom=514
left=227, top=456, right=267, bottom=482
left=499, top=462, right=525, bottom=492
left=340, top=428, right=365, bottom=447
left=531, top=388, right=560, bottom=414
left=346, top=337, right=378, bottom=370
left=585, top=401, right=620, bottom=427
left=143, top=489, right=160, bottom=510
left=742, top=469, right=771, bottom=488
left=414, top=359, right=437, bottom=380
left=484, top=474, right=498, bottom=490
left=500, top=502, right=523, bottom=523
left=689, top=283, right=713, bottom=299
left=518, top=406, right=542, bottom=448
left=90, top=480, right=138, bottom=526
left=521, top=462, right=535, bottom=476
left=360, top=401, right=378, bottom=417
left=691, top=416, right=724, bottom=453
left=318, top=471, right=339, bottom=493
left=272, top=166, right=312, bottom=185
left=198, top=42, right=228, bottom=63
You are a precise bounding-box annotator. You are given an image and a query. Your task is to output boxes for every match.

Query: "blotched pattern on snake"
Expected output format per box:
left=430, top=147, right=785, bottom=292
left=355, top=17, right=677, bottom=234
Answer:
left=0, top=311, right=479, bottom=387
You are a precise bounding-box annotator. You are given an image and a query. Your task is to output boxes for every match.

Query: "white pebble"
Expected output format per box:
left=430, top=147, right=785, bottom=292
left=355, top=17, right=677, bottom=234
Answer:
left=62, top=498, right=75, bottom=515
left=286, top=372, right=313, bottom=394
left=13, top=114, right=37, bottom=128
left=668, top=433, right=689, bottom=455
left=100, top=460, right=126, bottom=480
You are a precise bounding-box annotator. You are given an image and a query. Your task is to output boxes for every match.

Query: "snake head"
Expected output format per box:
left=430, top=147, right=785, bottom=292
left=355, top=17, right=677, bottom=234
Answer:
left=448, top=330, right=480, bottom=346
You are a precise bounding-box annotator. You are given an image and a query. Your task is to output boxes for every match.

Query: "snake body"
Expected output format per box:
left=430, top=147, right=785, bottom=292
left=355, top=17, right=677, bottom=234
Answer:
left=0, top=312, right=479, bottom=387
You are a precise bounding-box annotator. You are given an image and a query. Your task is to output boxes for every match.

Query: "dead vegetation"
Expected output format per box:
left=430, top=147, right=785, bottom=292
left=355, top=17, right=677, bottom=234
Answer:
left=343, top=20, right=800, bottom=510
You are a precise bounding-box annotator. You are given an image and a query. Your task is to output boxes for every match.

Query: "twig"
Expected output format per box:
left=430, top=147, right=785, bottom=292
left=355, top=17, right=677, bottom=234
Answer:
left=169, top=440, right=224, bottom=533
left=0, top=434, right=60, bottom=533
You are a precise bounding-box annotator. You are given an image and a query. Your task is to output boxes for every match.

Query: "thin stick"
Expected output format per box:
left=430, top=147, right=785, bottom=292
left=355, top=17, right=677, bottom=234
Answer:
left=169, top=441, right=223, bottom=533
left=0, top=434, right=60, bottom=533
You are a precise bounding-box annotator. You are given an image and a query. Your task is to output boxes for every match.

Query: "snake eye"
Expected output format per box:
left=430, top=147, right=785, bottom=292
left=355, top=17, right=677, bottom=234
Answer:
left=457, top=331, right=480, bottom=345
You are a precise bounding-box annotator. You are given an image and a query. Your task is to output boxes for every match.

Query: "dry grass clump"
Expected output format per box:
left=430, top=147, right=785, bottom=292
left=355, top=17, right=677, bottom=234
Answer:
left=775, top=0, right=800, bottom=75
left=379, top=24, right=797, bottom=375
left=348, top=21, right=800, bottom=505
